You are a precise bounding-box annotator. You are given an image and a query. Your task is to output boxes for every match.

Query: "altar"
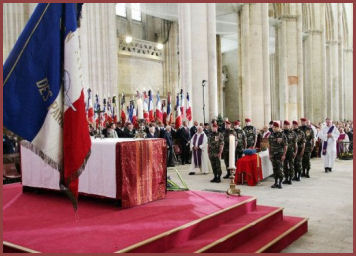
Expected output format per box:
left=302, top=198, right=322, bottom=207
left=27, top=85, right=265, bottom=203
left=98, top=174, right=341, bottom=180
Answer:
left=21, top=138, right=167, bottom=208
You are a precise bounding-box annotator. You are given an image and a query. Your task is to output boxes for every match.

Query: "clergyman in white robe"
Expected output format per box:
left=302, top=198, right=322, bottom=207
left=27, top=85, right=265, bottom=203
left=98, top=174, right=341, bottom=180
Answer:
left=189, top=128, right=212, bottom=175
left=318, top=118, right=340, bottom=171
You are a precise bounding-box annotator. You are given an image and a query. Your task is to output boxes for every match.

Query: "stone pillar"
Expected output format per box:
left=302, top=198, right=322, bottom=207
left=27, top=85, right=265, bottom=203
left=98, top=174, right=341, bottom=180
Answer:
left=216, top=35, right=224, bottom=116
left=238, top=4, right=268, bottom=128
left=296, top=3, right=304, bottom=119
left=261, top=3, right=271, bottom=123
left=80, top=4, right=118, bottom=99
left=338, top=4, right=345, bottom=120
left=330, top=40, right=339, bottom=121
left=343, top=49, right=353, bottom=120
left=207, top=3, right=218, bottom=120
left=178, top=3, right=193, bottom=114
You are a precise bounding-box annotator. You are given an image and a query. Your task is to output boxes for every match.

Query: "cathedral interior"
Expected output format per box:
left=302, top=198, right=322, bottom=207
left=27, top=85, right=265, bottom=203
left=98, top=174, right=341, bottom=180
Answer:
left=3, top=3, right=353, bottom=127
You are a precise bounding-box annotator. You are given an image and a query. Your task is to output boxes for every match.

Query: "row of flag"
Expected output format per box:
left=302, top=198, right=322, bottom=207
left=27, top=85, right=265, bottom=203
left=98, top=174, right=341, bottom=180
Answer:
left=85, top=89, right=192, bottom=129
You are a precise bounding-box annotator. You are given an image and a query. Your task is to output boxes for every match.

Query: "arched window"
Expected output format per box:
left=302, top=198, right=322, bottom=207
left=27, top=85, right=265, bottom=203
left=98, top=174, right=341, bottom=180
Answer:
left=131, top=3, right=141, bottom=21
left=116, top=3, right=126, bottom=17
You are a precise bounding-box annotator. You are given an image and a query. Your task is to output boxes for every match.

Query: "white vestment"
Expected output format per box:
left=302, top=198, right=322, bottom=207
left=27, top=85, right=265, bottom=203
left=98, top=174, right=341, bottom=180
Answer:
left=190, top=132, right=212, bottom=174
left=318, top=125, right=340, bottom=168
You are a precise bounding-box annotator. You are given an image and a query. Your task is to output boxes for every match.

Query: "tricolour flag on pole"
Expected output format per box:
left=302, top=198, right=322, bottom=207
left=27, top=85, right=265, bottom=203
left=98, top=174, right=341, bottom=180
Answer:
left=186, top=92, right=192, bottom=121
left=155, top=92, right=163, bottom=122
left=120, top=93, right=126, bottom=124
left=166, top=92, right=172, bottom=125
left=3, top=3, right=91, bottom=210
left=143, top=91, right=149, bottom=122
left=148, top=90, right=154, bottom=122
left=175, top=94, right=182, bottom=129
left=180, top=89, right=185, bottom=120
left=86, top=88, right=94, bottom=124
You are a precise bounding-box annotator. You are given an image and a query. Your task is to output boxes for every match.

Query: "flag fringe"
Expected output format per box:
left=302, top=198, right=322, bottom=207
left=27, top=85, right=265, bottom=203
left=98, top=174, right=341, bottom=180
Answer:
left=20, top=140, right=63, bottom=171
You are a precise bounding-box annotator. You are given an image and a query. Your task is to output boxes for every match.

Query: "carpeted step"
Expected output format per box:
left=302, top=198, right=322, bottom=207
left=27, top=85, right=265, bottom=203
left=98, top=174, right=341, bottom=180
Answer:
left=118, top=196, right=259, bottom=253
left=199, top=215, right=308, bottom=253
left=121, top=204, right=283, bottom=253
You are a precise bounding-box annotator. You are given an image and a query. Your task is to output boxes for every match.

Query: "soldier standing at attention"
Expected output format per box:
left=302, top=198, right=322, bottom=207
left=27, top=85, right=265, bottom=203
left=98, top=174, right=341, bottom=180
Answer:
left=233, top=120, right=247, bottom=163
left=222, top=121, right=237, bottom=179
left=268, top=122, right=287, bottom=189
left=208, top=124, right=224, bottom=183
left=292, top=120, right=305, bottom=181
left=243, top=118, right=257, bottom=148
left=300, top=118, right=314, bottom=178
left=282, top=120, right=297, bottom=185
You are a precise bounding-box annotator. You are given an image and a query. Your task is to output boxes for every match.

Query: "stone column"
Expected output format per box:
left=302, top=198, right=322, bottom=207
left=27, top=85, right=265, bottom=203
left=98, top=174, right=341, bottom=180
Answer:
left=216, top=35, right=223, bottom=116
left=338, top=4, right=345, bottom=120
left=261, top=3, right=271, bottom=123
left=277, top=18, right=288, bottom=120
left=238, top=4, right=268, bottom=128
left=296, top=3, right=304, bottom=119
left=178, top=3, right=193, bottom=113
left=330, top=40, right=339, bottom=121
left=207, top=3, right=218, bottom=120
left=343, top=48, right=353, bottom=120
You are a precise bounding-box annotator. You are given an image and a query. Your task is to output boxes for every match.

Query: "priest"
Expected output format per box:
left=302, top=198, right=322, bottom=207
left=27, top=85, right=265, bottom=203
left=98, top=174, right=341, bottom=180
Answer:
left=189, top=126, right=212, bottom=175
left=317, top=117, right=340, bottom=172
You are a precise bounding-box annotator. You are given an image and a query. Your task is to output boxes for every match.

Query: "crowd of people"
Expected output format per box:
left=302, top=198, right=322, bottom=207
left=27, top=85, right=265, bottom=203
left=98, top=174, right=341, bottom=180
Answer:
left=89, top=117, right=353, bottom=189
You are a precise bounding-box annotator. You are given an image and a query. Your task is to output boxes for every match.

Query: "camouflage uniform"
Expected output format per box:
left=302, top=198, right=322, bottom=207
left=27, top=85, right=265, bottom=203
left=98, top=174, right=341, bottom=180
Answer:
left=222, top=129, right=237, bottom=178
left=234, top=128, right=246, bottom=163
left=293, top=128, right=306, bottom=180
left=243, top=125, right=257, bottom=148
left=300, top=125, right=314, bottom=177
left=208, top=131, right=224, bottom=179
left=283, top=129, right=297, bottom=182
left=268, top=130, right=287, bottom=184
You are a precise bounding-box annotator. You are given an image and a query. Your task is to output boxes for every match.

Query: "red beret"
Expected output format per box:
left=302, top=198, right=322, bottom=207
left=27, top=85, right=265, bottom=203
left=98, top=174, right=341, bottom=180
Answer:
left=284, top=120, right=290, bottom=125
left=300, top=118, right=307, bottom=122
left=225, top=120, right=231, bottom=125
left=273, top=122, right=280, bottom=128
left=212, top=123, right=218, bottom=128
left=234, top=120, right=240, bottom=125
left=245, top=118, right=251, bottom=122
left=292, top=120, right=298, bottom=125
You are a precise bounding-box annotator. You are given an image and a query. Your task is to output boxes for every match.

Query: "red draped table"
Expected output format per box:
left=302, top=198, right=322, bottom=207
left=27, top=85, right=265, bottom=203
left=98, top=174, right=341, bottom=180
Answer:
left=234, top=154, right=263, bottom=186
left=21, top=138, right=167, bottom=208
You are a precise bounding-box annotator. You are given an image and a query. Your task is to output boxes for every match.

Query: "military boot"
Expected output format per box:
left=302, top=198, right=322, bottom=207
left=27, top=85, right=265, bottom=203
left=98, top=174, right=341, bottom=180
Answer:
left=210, top=175, right=217, bottom=183
left=325, top=168, right=328, bottom=173
left=292, top=174, right=298, bottom=181
left=301, top=169, right=306, bottom=177
left=282, top=177, right=289, bottom=184
left=305, top=169, right=310, bottom=178
left=277, top=178, right=283, bottom=189
left=296, top=171, right=301, bottom=181
left=271, top=177, right=278, bottom=188
left=223, top=170, right=231, bottom=179
left=216, top=175, right=221, bottom=183
left=287, top=176, right=292, bottom=185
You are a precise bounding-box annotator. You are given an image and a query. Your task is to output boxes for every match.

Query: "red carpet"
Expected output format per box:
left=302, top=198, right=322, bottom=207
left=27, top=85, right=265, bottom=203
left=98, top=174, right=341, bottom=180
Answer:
left=3, top=183, right=307, bottom=253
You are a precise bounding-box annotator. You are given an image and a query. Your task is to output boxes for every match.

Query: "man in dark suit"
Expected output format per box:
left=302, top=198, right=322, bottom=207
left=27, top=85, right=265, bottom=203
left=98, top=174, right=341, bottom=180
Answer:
left=115, top=122, right=125, bottom=137
left=190, top=121, right=198, bottom=138
left=123, top=122, right=136, bottom=138
left=146, top=124, right=157, bottom=138
left=179, top=121, right=191, bottom=165
left=164, top=125, right=174, bottom=167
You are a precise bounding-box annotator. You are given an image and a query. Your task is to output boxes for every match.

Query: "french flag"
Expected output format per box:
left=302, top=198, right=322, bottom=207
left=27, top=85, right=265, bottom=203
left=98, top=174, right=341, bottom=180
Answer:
left=148, top=90, right=154, bottom=122
left=3, top=3, right=91, bottom=210
left=112, top=96, right=117, bottom=123
left=175, top=94, right=182, bottom=129
left=120, top=93, right=126, bottom=124
left=180, top=89, right=185, bottom=120
left=86, top=88, right=94, bottom=124
left=143, top=91, right=149, bottom=122
left=155, top=92, right=163, bottom=122
left=162, top=100, right=167, bottom=125
left=186, top=92, right=192, bottom=121
left=166, top=92, right=172, bottom=125
left=132, top=105, right=138, bottom=128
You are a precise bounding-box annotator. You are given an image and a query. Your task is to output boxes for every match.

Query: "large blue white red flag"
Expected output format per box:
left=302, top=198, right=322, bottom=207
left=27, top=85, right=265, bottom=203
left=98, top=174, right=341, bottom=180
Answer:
left=166, top=92, right=172, bottom=125
left=143, top=91, right=149, bottom=122
left=3, top=3, right=91, bottom=210
left=86, top=89, right=94, bottom=124
left=155, top=92, right=163, bottom=122
left=180, top=89, right=185, bottom=120
left=175, top=94, right=182, bottom=129
left=186, top=92, right=192, bottom=121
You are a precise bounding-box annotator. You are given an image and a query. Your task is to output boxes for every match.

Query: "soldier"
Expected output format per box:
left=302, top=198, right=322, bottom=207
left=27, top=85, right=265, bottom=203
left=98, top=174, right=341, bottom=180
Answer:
left=292, top=120, right=305, bottom=181
left=282, top=120, right=297, bottom=185
left=243, top=118, right=257, bottom=148
left=208, top=123, right=224, bottom=183
left=233, top=120, right=247, bottom=163
left=222, top=121, right=237, bottom=179
left=300, top=118, right=314, bottom=178
left=268, top=122, right=287, bottom=189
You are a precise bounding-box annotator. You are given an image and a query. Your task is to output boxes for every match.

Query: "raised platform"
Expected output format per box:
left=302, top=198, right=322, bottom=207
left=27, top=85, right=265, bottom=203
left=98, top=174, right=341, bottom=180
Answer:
left=3, top=183, right=307, bottom=253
